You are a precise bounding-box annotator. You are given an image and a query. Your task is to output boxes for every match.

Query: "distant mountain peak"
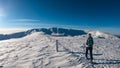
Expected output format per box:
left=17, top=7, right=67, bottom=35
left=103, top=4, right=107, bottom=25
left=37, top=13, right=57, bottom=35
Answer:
left=88, top=30, right=119, bottom=40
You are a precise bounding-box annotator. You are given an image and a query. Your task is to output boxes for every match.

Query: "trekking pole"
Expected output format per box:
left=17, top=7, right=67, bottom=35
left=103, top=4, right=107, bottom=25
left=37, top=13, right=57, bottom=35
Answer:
left=83, top=43, right=86, bottom=53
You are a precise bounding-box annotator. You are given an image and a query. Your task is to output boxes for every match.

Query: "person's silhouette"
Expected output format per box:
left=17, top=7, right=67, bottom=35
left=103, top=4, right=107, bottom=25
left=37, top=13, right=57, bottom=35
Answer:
left=86, top=33, right=94, bottom=62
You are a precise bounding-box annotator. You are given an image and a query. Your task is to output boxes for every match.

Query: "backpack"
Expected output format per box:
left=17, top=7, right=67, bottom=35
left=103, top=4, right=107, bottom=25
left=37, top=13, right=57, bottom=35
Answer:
left=86, top=37, right=94, bottom=46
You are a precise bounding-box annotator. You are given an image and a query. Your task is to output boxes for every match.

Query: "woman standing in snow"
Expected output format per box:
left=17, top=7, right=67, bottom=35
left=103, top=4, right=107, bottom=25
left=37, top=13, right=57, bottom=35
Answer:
left=85, top=33, right=94, bottom=62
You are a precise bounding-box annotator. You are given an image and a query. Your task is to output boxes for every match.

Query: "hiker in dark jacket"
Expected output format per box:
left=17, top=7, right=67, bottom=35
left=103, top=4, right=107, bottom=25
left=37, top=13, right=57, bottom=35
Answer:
left=86, top=33, right=94, bottom=62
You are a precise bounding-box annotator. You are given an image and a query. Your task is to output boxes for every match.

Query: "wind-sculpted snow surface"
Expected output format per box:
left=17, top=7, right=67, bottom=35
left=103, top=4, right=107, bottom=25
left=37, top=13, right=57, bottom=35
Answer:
left=0, top=32, right=120, bottom=68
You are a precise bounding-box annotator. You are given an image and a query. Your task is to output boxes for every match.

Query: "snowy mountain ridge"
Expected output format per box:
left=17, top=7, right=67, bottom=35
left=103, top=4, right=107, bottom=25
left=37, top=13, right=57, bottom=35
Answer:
left=0, top=27, right=119, bottom=41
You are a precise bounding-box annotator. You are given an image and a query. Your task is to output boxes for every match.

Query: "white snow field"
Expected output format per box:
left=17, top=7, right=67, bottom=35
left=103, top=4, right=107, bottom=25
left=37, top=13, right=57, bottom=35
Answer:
left=0, top=31, right=120, bottom=68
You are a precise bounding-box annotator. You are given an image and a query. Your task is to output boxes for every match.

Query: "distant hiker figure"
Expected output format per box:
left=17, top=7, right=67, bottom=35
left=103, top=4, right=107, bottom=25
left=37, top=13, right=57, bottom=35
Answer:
left=86, top=33, right=94, bottom=62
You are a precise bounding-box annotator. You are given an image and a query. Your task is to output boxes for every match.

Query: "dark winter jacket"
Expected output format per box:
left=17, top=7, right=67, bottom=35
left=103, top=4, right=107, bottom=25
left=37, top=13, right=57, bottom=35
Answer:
left=86, top=37, right=94, bottom=47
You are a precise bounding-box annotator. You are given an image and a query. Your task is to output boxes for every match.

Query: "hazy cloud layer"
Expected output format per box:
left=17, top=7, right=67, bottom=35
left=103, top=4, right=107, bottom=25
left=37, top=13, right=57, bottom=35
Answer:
left=11, top=19, right=40, bottom=22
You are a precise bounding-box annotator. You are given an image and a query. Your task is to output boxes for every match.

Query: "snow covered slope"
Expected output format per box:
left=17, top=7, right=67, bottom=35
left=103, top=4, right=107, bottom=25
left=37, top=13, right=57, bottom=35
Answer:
left=0, top=31, right=120, bottom=68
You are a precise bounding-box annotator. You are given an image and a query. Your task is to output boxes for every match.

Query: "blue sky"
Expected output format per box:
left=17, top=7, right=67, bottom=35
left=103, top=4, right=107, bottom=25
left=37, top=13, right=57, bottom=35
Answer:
left=0, top=0, right=120, bottom=35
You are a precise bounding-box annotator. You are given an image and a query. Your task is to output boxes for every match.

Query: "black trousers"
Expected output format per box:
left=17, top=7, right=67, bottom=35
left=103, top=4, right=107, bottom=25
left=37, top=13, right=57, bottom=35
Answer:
left=85, top=47, right=93, bottom=60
